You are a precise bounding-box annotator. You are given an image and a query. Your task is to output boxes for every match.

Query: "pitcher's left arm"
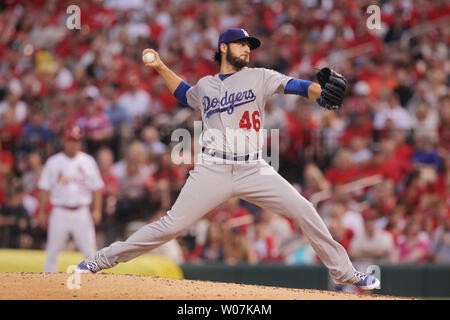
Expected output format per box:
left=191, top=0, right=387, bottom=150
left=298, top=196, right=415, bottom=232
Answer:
left=284, top=68, right=347, bottom=110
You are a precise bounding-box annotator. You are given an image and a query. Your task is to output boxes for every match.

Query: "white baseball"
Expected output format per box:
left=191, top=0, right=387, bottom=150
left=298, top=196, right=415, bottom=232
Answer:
left=143, top=52, right=155, bottom=64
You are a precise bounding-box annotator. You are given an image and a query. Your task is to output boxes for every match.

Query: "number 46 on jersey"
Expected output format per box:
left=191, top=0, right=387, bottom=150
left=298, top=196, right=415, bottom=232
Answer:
left=239, top=110, right=261, bottom=132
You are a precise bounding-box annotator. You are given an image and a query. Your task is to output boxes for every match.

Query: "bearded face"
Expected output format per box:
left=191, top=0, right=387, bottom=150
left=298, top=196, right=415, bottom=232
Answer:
left=225, top=41, right=250, bottom=70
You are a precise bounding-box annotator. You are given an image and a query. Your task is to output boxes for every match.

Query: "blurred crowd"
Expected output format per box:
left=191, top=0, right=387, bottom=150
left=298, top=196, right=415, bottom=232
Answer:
left=0, top=0, right=449, bottom=267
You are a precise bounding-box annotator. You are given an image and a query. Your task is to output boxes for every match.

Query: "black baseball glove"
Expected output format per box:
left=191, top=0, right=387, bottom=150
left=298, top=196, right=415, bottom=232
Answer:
left=316, top=67, right=347, bottom=111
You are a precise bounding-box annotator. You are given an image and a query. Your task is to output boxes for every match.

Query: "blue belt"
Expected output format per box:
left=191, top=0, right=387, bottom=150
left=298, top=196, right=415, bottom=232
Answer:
left=202, top=147, right=260, bottom=161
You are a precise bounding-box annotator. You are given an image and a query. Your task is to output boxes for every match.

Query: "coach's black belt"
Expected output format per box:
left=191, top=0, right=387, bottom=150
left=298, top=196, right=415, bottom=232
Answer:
left=202, top=147, right=260, bottom=161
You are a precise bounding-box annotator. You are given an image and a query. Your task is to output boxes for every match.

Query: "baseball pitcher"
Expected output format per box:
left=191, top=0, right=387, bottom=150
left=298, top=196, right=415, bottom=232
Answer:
left=78, top=28, right=379, bottom=290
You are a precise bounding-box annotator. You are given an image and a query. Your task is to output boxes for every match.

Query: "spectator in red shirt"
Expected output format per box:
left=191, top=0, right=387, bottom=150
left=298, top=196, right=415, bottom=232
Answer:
left=0, top=144, right=13, bottom=175
left=284, top=103, right=318, bottom=162
left=416, top=194, right=446, bottom=237
left=361, top=139, right=413, bottom=184
left=366, top=63, right=398, bottom=100
left=391, top=129, right=414, bottom=162
left=340, top=113, right=373, bottom=148
left=211, top=198, right=253, bottom=235
left=394, top=217, right=430, bottom=263
left=76, top=87, right=114, bottom=155
left=0, top=144, right=14, bottom=206
left=381, top=138, right=413, bottom=183
left=149, top=78, right=178, bottom=112
left=401, top=168, right=437, bottom=210
left=325, top=148, right=360, bottom=185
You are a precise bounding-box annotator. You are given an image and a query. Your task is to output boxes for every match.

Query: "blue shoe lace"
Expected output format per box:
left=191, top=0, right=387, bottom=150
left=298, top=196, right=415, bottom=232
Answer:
left=354, top=271, right=368, bottom=282
left=82, top=258, right=100, bottom=273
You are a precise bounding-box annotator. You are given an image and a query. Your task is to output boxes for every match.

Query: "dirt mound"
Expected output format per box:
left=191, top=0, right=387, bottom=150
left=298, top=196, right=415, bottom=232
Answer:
left=0, top=272, right=406, bottom=300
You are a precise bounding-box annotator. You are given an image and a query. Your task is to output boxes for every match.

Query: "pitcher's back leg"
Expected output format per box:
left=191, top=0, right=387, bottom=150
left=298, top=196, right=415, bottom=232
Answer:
left=94, top=163, right=234, bottom=269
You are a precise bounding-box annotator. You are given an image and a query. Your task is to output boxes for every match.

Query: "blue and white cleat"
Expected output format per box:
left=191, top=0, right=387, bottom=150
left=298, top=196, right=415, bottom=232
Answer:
left=334, top=271, right=381, bottom=290
left=76, top=258, right=101, bottom=274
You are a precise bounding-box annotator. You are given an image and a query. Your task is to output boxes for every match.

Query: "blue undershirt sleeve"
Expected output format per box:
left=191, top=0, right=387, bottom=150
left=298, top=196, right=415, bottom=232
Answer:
left=284, top=78, right=314, bottom=98
left=173, top=80, right=192, bottom=107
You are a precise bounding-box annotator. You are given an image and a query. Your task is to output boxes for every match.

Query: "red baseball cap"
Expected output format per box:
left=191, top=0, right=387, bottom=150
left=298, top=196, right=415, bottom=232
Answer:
left=362, top=208, right=378, bottom=221
left=63, top=125, right=83, bottom=140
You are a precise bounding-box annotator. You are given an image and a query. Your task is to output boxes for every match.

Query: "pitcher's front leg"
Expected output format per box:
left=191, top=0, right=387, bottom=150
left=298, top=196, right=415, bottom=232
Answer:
left=236, top=163, right=356, bottom=282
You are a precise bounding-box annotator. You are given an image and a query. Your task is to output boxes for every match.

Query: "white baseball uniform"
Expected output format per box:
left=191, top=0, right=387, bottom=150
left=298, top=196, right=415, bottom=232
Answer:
left=92, top=67, right=357, bottom=282
left=38, top=151, right=104, bottom=272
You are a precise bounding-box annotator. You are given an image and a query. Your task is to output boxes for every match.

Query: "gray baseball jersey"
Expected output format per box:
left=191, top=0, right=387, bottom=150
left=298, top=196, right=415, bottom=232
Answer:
left=187, top=67, right=292, bottom=155
left=92, top=67, right=357, bottom=283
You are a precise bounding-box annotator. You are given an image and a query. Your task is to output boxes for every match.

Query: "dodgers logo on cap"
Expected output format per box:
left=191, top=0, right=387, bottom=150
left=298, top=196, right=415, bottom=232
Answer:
left=218, top=28, right=261, bottom=51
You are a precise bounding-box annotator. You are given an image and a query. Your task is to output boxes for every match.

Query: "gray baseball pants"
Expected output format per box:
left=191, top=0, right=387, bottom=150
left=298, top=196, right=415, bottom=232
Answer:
left=94, top=156, right=356, bottom=282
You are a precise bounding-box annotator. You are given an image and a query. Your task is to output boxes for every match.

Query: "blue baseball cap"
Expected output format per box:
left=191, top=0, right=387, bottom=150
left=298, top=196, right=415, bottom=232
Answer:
left=217, top=28, right=261, bottom=51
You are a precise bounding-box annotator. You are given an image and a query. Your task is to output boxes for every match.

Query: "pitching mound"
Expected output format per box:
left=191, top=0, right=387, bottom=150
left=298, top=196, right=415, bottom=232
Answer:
left=0, top=272, right=406, bottom=300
